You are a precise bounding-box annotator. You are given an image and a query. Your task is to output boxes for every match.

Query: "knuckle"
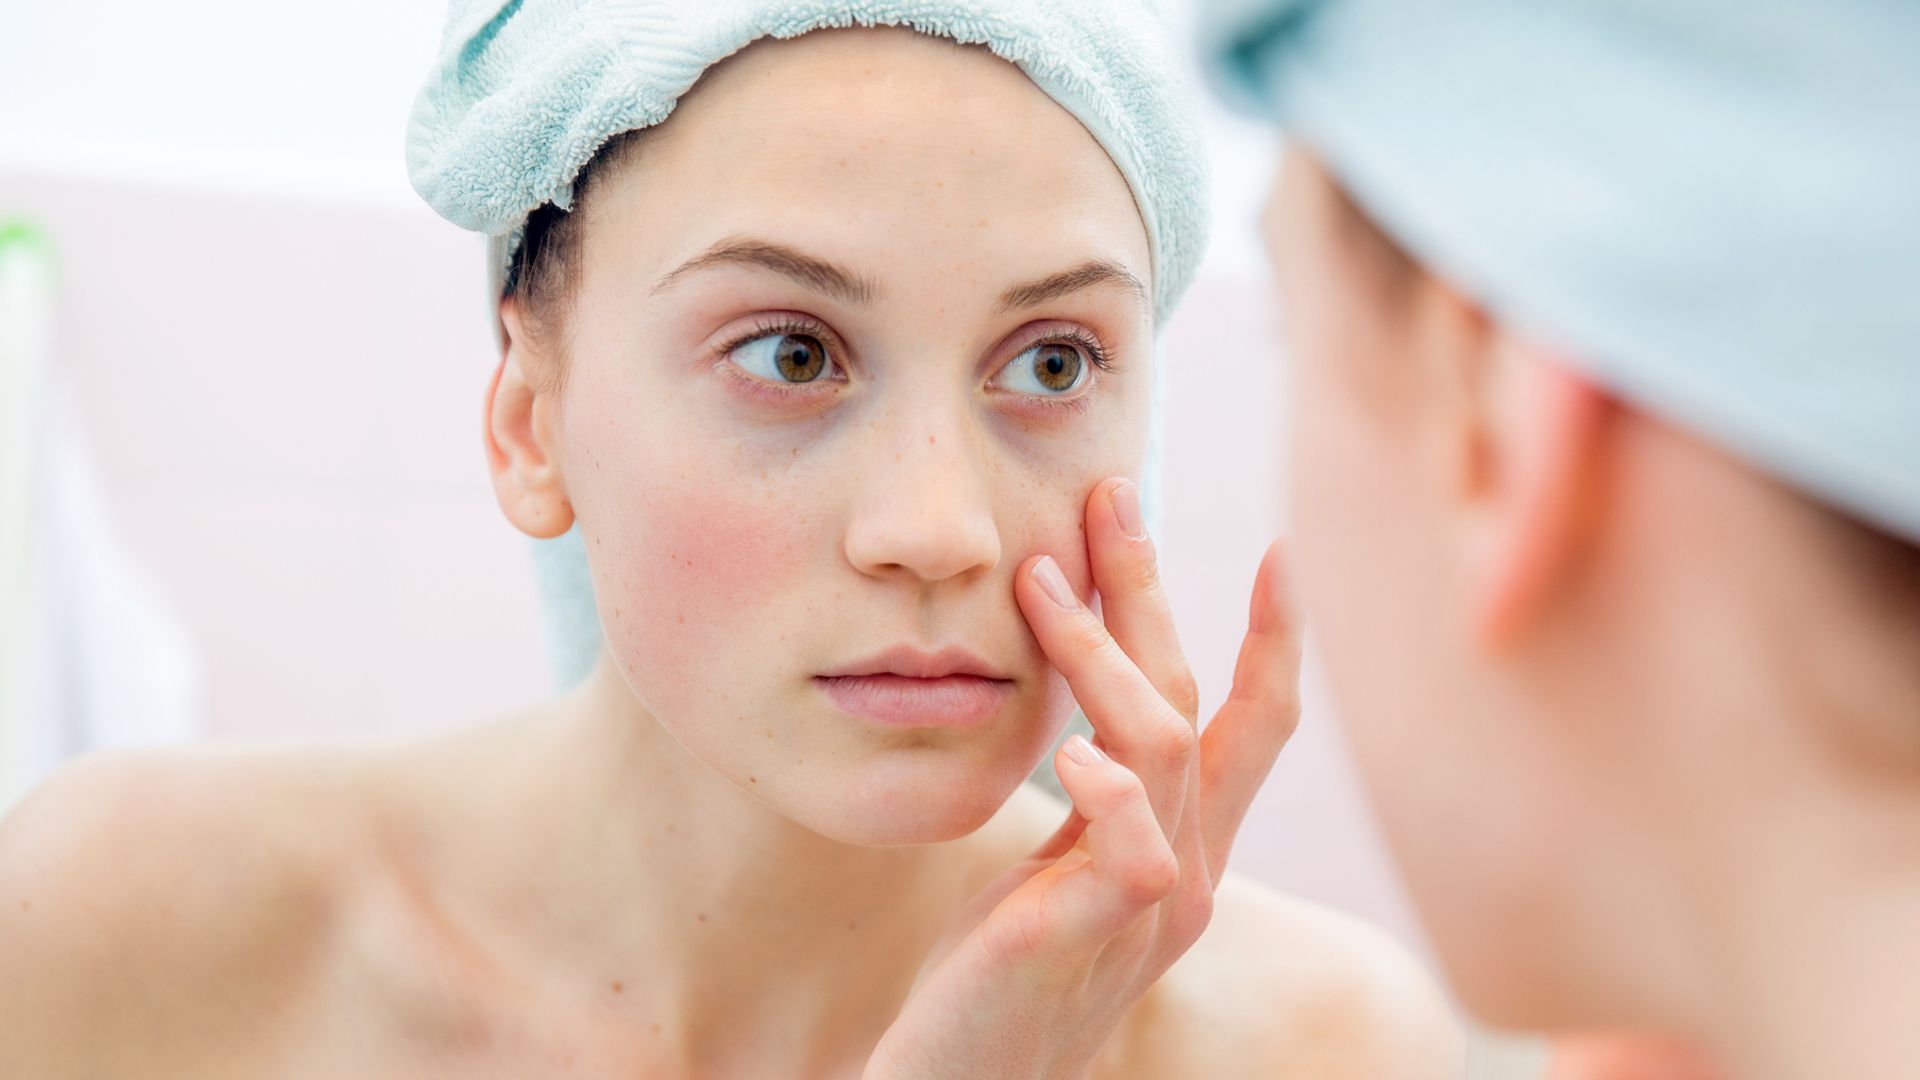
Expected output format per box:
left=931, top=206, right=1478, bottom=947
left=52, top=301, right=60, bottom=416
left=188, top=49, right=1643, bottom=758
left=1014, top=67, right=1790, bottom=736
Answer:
left=1270, top=692, right=1303, bottom=739
left=1163, top=670, right=1202, bottom=721
left=983, top=892, right=1055, bottom=968
left=1118, top=845, right=1181, bottom=906
left=1098, top=766, right=1154, bottom=818
left=1166, top=881, right=1215, bottom=945
left=1152, top=712, right=1199, bottom=770
left=1071, top=618, right=1117, bottom=660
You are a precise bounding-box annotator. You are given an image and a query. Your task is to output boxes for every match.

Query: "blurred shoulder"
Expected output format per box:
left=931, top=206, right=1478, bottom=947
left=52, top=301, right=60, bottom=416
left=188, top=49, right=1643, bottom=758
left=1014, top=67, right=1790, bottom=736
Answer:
left=1106, top=873, right=1463, bottom=1079
left=0, top=741, right=373, bottom=929
left=0, top=742, right=390, bottom=1072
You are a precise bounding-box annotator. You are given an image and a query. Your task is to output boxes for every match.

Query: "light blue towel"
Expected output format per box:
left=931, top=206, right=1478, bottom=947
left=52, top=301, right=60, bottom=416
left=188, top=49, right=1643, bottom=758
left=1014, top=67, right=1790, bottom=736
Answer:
left=409, top=0, right=1208, bottom=321
left=407, top=0, right=1211, bottom=688
left=1199, top=0, right=1920, bottom=543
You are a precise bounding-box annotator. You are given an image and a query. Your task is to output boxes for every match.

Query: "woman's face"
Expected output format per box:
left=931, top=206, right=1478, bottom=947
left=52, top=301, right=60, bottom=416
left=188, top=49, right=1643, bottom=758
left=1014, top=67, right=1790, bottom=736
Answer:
left=537, top=29, right=1154, bottom=845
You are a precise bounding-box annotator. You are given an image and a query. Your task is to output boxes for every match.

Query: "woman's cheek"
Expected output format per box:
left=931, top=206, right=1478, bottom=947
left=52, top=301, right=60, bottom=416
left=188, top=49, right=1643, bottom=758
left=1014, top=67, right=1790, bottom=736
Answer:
left=1004, top=466, right=1114, bottom=603
left=587, top=476, right=816, bottom=689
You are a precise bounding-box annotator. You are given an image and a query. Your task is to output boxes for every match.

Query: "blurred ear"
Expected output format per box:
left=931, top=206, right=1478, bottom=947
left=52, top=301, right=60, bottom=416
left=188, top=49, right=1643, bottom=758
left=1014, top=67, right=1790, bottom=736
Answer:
left=485, top=295, right=574, bottom=539
left=1464, top=336, right=1615, bottom=647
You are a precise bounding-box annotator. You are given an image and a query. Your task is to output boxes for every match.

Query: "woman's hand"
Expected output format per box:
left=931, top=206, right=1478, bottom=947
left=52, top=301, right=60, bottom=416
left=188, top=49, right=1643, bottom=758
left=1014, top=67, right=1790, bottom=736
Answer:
left=866, top=477, right=1301, bottom=1080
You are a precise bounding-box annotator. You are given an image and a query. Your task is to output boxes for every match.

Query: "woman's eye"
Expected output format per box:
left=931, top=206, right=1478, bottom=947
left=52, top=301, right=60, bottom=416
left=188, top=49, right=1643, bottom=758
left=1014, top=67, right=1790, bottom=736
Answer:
left=729, top=332, right=835, bottom=384
left=998, top=342, right=1089, bottom=396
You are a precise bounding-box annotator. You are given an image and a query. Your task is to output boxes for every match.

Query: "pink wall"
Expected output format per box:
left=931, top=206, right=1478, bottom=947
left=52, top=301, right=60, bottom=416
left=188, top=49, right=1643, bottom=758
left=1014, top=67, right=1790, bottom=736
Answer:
left=1, top=168, right=1424, bottom=954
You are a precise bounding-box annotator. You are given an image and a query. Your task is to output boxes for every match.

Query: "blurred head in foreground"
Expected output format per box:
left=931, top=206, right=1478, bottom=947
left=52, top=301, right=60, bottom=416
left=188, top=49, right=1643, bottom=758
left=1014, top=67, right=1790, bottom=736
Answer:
left=1201, top=1, right=1920, bottom=1074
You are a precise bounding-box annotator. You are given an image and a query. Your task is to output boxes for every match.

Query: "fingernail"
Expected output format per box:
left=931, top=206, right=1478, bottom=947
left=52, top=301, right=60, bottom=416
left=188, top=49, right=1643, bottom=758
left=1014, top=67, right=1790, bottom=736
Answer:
left=1032, top=556, right=1078, bottom=609
left=1063, top=734, right=1103, bottom=765
left=1110, top=480, right=1146, bottom=541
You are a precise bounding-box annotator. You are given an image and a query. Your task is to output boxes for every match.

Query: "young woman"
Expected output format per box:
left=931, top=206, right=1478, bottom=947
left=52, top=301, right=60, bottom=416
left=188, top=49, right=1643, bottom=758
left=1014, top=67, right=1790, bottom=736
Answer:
left=1201, top=1, right=1920, bottom=1078
left=0, top=13, right=1457, bottom=1080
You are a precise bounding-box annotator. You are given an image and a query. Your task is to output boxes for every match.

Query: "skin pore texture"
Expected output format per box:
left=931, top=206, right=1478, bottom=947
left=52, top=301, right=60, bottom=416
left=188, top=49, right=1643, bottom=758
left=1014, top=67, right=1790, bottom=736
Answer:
left=1266, top=149, right=1920, bottom=1080
left=0, top=30, right=1456, bottom=1080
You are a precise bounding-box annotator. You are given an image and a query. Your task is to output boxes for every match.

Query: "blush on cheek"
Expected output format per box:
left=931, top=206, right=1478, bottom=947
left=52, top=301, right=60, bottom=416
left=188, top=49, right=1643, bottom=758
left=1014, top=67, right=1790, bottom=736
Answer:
left=586, top=480, right=813, bottom=680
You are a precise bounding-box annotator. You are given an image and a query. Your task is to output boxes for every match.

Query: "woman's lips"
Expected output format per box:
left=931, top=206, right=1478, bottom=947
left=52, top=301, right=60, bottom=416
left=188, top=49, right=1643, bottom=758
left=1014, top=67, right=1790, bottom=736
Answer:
left=814, top=673, right=1014, bottom=728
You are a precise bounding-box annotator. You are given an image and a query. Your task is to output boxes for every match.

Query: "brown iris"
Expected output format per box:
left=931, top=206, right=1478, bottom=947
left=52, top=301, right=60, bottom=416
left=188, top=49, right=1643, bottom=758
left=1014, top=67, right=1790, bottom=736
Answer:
left=773, top=334, right=828, bottom=382
left=1032, top=343, right=1083, bottom=392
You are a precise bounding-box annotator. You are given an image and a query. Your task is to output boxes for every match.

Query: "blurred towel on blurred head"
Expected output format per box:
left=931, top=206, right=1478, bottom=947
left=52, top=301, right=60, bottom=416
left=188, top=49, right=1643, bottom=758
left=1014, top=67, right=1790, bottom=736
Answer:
left=1198, top=0, right=1920, bottom=542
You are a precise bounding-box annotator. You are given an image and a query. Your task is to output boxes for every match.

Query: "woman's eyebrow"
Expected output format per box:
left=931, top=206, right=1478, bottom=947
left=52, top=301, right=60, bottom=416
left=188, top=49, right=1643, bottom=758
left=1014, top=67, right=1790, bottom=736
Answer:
left=997, top=261, right=1149, bottom=314
left=651, top=238, right=878, bottom=304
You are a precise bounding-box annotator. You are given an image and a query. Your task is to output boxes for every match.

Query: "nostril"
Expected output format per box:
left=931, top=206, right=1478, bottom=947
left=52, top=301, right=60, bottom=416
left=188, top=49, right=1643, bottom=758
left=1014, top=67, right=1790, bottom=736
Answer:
left=843, top=508, right=1002, bottom=584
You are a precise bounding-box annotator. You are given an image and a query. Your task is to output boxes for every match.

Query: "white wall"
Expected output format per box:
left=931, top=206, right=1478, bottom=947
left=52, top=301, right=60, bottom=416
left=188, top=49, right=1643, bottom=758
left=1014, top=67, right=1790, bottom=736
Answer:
left=0, top=1, right=442, bottom=201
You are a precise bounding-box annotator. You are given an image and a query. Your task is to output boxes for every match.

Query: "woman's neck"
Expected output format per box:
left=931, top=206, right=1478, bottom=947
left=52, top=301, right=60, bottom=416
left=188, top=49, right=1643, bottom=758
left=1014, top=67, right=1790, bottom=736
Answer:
left=1704, top=835, right=1920, bottom=1080
left=463, top=656, right=1043, bottom=1072
left=1626, top=556, right=1920, bottom=1080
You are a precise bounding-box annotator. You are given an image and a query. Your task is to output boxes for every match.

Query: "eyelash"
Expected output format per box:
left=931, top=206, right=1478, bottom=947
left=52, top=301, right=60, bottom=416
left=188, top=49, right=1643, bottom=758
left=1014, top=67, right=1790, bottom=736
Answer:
left=710, top=316, right=1119, bottom=410
left=712, top=314, right=847, bottom=401
left=994, top=326, right=1118, bottom=417
left=715, top=314, right=839, bottom=360
left=1031, top=327, right=1117, bottom=375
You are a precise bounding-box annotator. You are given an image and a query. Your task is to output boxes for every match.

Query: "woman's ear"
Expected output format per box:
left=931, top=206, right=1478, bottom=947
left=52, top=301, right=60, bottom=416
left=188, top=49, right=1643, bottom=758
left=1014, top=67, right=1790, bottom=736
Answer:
left=1467, top=340, right=1615, bottom=648
left=485, top=295, right=574, bottom=539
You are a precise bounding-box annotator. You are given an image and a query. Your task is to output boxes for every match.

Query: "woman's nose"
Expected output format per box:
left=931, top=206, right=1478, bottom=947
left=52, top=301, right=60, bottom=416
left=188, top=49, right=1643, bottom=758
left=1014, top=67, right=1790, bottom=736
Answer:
left=841, top=422, right=1002, bottom=586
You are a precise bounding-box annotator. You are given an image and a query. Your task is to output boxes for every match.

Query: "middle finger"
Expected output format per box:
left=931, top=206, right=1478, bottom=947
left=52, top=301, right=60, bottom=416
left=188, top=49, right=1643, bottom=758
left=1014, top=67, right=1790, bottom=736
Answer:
left=1083, top=477, right=1202, bottom=725
left=1017, top=552, right=1196, bottom=834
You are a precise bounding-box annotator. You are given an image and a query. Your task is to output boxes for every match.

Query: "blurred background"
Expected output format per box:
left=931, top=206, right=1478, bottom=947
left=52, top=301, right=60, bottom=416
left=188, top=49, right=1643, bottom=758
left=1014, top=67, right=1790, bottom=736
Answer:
left=0, top=1, right=1545, bottom=1074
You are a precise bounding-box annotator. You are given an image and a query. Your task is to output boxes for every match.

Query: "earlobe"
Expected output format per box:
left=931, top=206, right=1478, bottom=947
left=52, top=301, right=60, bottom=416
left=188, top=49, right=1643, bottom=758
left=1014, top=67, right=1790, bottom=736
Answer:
left=1471, top=343, right=1615, bottom=648
left=485, top=298, right=574, bottom=540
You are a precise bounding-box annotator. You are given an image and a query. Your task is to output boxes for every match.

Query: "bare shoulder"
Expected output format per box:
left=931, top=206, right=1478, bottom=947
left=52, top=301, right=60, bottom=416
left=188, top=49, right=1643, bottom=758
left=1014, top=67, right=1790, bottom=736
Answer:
left=1101, top=874, right=1463, bottom=1079
left=0, top=743, right=381, bottom=1075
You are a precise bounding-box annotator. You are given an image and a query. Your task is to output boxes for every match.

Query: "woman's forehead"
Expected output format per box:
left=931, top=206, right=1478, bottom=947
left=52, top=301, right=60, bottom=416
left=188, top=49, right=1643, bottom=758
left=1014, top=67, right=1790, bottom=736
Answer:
left=585, top=32, right=1153, bottom=317
left=686, top=27, right=1071, bottom=134
left=649, top=36, right=1138, bottom=209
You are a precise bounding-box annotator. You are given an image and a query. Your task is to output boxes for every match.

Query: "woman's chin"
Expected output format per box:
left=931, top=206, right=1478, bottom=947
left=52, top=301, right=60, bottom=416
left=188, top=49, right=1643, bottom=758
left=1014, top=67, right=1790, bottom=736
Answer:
left=772, top=748, right=1042, bottom=847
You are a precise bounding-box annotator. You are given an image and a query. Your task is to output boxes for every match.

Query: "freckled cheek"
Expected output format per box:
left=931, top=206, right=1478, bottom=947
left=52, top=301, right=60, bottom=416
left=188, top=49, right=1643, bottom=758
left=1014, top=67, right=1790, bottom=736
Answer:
left=1005, top=409, right=1150, bottom=600
left=559, top=361, right=829, bottom=642
left=1021, top=509, right=1096, bottom=598
left=999, top=467, right=1127, bottom=603
left=583, top=476, right=823, bottom=685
